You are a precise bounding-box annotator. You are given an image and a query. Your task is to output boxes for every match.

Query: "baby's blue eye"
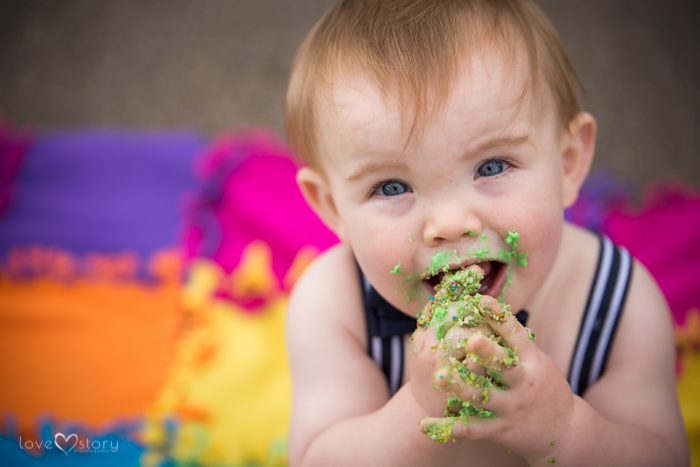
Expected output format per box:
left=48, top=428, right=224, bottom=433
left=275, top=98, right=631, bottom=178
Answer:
left=380, top=181, right=409, bottom=196
left=477, top=160, right=505, bottom=177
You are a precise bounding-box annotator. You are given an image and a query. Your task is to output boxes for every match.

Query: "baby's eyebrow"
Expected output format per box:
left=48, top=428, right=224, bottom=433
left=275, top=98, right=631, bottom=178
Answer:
left=346, top=161, right=407, bottom=183
left=467, top=134, right=533, bottom=156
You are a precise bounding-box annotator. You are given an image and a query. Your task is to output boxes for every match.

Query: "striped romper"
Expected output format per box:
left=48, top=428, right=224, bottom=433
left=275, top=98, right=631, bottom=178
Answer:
left=359, top=235, right=634, bottom=397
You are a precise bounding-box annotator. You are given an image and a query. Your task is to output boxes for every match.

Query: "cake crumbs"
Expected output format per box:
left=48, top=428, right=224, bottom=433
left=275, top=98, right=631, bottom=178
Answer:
left=416, top=266, right=526, bottom=443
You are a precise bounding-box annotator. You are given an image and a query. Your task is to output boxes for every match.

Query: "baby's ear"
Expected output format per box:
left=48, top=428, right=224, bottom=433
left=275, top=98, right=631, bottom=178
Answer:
left=561, top=111, right=596, bottom=208
left=296, top=167, right=347, bottom=241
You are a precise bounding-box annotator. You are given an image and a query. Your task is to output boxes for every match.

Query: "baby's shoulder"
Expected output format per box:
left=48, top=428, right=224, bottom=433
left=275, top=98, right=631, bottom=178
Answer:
left=558, top=222, right=674, bottom=373
left=287, top=243, right=367, bottom=346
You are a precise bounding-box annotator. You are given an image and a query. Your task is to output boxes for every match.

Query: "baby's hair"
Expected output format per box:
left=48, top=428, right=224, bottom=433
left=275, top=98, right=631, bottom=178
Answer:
left=285, top=0, right=581, bottom=171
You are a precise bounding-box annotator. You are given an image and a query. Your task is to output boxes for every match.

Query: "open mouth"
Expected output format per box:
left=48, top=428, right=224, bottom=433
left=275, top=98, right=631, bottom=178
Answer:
left=423, top=260, right=507, bottom=298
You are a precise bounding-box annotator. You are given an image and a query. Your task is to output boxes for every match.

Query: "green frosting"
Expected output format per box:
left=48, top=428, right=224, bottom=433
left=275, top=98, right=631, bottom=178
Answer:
left=446, top=397, right=496, bottom=419
left=390, top=263, right=402, bottom=275
left=415, top=239, right=535, bottom=445
left=423, top=419, right=455, bottom=444
left=426, top=250, right=460, bottom=276
left=504, top=231, right=519, bottom=248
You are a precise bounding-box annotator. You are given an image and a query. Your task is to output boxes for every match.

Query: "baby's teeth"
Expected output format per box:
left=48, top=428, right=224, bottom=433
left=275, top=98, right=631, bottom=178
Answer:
left=478, top=284, right=488, bottom=294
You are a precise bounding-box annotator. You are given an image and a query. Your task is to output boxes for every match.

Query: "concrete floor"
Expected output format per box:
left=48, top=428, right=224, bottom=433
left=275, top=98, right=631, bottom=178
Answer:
left=0, top=0, right=698, bottom=193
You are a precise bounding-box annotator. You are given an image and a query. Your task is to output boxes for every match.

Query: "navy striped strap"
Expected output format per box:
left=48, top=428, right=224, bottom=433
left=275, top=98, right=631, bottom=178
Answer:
left=567, top=236, right=634, bottom=396
left=357, top=265, right=412, bottom=396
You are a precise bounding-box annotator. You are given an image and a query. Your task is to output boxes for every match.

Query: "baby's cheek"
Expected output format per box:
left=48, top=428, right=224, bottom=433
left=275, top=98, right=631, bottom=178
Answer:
left=363, top=223, right=408, bottom=265
left=500, top=198, right=563, bottom=303
left=356, top=222, right=423, bottom=309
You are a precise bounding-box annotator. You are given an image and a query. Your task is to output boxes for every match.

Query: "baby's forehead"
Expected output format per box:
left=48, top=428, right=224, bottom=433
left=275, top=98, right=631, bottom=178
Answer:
left=316, top=48, right=553, bottom=159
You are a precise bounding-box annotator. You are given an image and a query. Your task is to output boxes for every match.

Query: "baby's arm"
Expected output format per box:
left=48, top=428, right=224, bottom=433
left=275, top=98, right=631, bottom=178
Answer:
left=286, top=244, right=458, bottom=467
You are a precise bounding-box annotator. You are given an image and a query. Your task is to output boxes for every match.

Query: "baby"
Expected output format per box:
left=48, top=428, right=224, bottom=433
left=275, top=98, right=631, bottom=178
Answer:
left=284, top=1, right=689, bottom=466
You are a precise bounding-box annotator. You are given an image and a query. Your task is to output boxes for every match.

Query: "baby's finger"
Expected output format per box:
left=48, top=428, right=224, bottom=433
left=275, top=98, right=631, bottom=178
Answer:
left=420, top=416, right=499, bottom=443
left=443, top=325, right=475, bottom=361
left=465, top=333, right=509, bottom=372
left=416, top=287, right=449, bottom=330
left=433, top=365, right=493, bottom=404
left=434, top=365, right=478, bottom=391
left=480, top=295, right=534, bottom=355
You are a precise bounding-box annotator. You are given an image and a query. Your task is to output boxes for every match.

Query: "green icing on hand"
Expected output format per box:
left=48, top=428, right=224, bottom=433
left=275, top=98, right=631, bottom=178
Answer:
left=414, top=260, right=532, bottom=445
left=390, top=263, right=402, bottom=275
left=445, top=397, right=496, bottom=419
left=526, top=327, right=536, bottom=340
left=423, top=418, right=455, bottom=444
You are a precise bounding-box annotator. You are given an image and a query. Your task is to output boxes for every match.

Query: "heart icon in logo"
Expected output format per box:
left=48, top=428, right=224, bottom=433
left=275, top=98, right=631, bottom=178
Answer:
left=54, top=433, right=78, bottom=455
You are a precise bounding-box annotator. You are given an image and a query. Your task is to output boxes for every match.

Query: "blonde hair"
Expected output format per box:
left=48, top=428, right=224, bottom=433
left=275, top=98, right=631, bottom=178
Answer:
left=285, top=0, right=580, bottom=171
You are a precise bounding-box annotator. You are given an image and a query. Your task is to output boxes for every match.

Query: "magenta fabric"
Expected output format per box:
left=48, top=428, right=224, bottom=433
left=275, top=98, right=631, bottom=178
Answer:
left=605, top=182, right=700, bottom=325
left=0, top=120, right=32, bottom=220
left=183, top=130, right=339, bottom=282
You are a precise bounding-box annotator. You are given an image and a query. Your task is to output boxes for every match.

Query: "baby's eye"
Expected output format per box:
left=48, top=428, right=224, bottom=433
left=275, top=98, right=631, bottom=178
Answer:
left=378, top=181, right=409, bottom=196
left=477, top=159, right=507, bottom=177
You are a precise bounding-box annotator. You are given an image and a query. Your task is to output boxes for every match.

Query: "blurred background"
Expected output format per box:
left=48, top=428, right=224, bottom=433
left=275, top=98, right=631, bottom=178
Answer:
left=0, top=1, right=699, bottom=467
left=1, top=0, right=699, bottom=191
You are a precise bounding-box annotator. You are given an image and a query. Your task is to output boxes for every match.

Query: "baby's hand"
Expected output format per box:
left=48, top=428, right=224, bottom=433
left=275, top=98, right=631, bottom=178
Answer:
left=421, top=295, right=575, bottom=463
left=409, top=266, right=493, bottom=426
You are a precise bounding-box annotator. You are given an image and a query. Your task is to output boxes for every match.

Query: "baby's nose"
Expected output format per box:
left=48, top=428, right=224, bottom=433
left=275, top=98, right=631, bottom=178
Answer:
left=422, top=200, right=482, bottom=246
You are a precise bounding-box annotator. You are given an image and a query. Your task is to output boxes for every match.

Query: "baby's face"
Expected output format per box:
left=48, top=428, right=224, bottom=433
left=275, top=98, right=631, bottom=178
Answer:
left=314, top=51, right=569, bottom=316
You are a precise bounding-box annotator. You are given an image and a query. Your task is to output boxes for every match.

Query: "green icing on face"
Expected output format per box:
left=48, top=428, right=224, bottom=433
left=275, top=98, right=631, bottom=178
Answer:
left=481, top=233, right=487, bottom=239
left=494, top=230, right=527, bottom=300
left=399, top=273, right=416, bottom=306
left=474, top=248, right=490, bottom=258
left=468, top=231, right=478, bottom=236
left=423, top=250, right=460, bottom=277
left=498, top=231, right=527, bottom=266
left=499, top=268, right=513, bottom=301
left=505, top=230, right=519, bottom=248
left=390, top=263, right=402, bottom=275
left=408, top=230, right=415, bottom=243
left=517, top=251, right=528, bottom=267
